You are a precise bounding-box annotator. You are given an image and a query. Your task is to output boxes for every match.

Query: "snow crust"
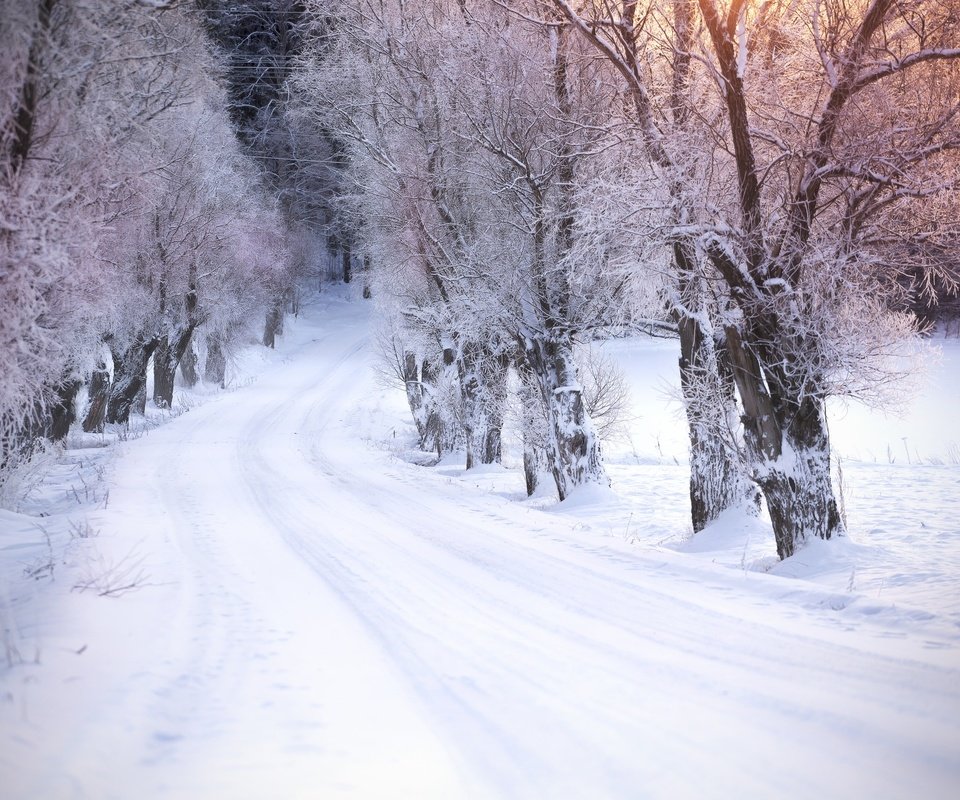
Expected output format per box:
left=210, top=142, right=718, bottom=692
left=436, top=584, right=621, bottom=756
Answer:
left=2, top=289, right=959, bottom=799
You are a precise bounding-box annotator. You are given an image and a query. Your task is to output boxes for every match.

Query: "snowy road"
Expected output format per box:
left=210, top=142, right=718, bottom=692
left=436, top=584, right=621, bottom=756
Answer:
left=5, top=297, right=960, bottom=799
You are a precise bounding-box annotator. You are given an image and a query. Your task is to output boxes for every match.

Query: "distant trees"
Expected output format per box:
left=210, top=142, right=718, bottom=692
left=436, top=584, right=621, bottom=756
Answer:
left=299, top=0, right=658, bottom=497
left=198, top=0, right=348, bottom=299
left=0, top=0, right=290, bottom=473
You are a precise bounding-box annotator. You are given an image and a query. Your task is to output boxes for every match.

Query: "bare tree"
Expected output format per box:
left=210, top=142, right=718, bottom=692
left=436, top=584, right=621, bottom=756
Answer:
left=684, top=0, right=959, bottom=556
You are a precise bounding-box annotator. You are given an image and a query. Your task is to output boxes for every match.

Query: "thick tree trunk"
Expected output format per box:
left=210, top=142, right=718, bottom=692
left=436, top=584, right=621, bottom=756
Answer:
left=107, top=337, right=158, bottom=424
left=515, top=356, right=551, bottom=496
left=263, top=299, right=284, bottom=348
left=153, top=326, right=196, bottom=410
left=134, top=382, right=147, bottom=416
left=725, top=326, right=842, bottom=558
left=675, top=313, right=758, bottom=531
left=153, top=337, right=175, bottom=409
left=671, top=245, right=758, bottom=532
left=179, top=342, right=199, bottom=387
left=44, top=379, right=81, bottom=442
left=524, top=334, right=607, bottom=501
left=459, top=344, right=507, bottom=470
left=204, top=333, right=227, bottom=387
left=418, top=350, right=459, bottom=458
left=522, top=440, right=549, bottom=496
left=759, top=411, right=842, bottom=560
left=402, top=351, right=430, bottom=442
left=82, top=362, right=110, bottom=434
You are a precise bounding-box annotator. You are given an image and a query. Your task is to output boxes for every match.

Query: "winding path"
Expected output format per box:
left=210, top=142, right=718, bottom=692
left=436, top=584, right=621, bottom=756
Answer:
left=9, top=296, right=960, bottom=799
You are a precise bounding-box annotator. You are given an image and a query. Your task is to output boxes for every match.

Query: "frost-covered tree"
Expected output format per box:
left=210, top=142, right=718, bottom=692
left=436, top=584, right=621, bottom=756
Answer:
left=553, top=0, right=960, bottom=557
left=0, top=0, right=289, bottom=472
left=0, top=0, right=192, bottom=454
left=101, top=101, right=287, bottom=423
left=298, top=0, right=650, bottom=497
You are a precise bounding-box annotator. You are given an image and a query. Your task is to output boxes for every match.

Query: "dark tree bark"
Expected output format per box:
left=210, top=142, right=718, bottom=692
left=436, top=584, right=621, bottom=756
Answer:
left=4, top=0, right=56, bottom=176
left=107, top=336, right=159, bottom=424
left=362, top=255, right=372, bottom=298
left=153, top=337, right=175, bottom=409
left=153, top=325, right=197, bottom=409
left=179, top=342, right=199, bottom=387
left=417, top=351, right=459, bottom=458
left=341, top=239, right=352, bottom=284
left=44, top=378, right=81, bottom=442
left=401, top=352, right=446, bottom=455
left=515, top=355, right=551, bottom=496
left=82, top=362, right=110, bottom=434
left=263, top=299, right=284, bottom=348
left=459, top=343, right=508, bottom=470
left=724, top=325, right=841, bottom=559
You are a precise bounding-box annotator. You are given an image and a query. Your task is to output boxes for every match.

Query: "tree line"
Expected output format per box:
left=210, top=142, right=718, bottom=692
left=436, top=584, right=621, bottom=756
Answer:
left=0, top=0, right=328, bottom=487
left=295, top=0, right=959, bottom=559
left=2, top=0, right=957, bottom=561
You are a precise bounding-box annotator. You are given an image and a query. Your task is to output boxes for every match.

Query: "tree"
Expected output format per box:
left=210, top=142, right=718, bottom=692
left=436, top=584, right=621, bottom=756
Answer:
left=0, top=0, right=288, bottom=466
left=299, top=0, right=648, bottom=496
left=690, top=0, right=959, bottom=556
left=103, top=100, right=287, bottom=423
left=553, top=0, right=959, bottom=556
left=0, top=0, right=191, bottom=455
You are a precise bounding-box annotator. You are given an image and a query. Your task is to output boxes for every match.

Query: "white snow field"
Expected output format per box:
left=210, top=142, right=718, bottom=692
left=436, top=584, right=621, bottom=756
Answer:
left=2, top=290, right=959, bottom=800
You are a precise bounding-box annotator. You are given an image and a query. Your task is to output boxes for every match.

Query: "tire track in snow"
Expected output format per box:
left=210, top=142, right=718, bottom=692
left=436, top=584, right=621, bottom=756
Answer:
left=229, top=308, right=960, bottom=799
left=30, top=298, right=957, bottom=800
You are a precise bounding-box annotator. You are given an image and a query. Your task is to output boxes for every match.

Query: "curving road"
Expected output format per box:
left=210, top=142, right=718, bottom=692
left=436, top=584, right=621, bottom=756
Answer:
left=8, top=296, right=960, bottom=799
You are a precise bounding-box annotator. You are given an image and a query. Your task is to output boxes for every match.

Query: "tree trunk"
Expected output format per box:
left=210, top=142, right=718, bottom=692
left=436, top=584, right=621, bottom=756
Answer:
left=205, top=333, right=226, bottom=387
left=418, top=350, right=459, bottom=458
left=515, top=356, right=551, bottom=496
left=670, top=244, right=758, bottom=532
left=263, top=299, right=284, bottom=348
left=44, top=378, right=81, bottom=442
left=725, top=326, right=842, bottom=558
left=524, top=334, right=607, bottom=500
left=522, top=440, right=549, bottom=496
left=82, top=362, right=110, bottom=433
left=107, top=337, right=158, bottom=424
left=759, top=408, right=842, bottom=560
left=362, top=255, right=372, bottom=298
left=4, top=0, right=55, bottom=176
left=675, top=316, right=758, bottom=531
left=403, top=351, right=429, bottom=442
left=134, top=382, right=147, bottom=416
left=153, top=326, right=196, bottom=410
left=342, top=239, right=352, bottom=284
left=153, top=337, right=175, bottom=409
left=179, top=342, right=199, bottom=387
left=459, top=343, right=507, bottom=470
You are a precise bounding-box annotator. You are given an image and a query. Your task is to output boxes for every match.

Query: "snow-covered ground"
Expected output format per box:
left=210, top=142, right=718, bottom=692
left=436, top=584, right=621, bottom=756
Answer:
left=2, top=289, right=959, bottom=799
